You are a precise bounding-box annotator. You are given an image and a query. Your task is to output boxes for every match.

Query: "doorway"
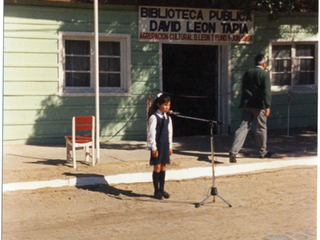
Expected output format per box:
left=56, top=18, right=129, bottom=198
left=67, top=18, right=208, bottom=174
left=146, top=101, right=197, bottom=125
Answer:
left=162, top=44, right=219, bottom=137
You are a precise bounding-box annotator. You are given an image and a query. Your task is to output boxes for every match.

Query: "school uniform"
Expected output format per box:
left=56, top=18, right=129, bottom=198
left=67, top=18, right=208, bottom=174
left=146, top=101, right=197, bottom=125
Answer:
left=147, top=109, right=173, bottom=165
left=147, top=109, right=173, bottom=199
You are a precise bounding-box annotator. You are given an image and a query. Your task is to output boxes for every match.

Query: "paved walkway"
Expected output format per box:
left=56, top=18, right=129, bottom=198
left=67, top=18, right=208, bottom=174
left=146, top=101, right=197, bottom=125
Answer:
left=3, top=127, right=318, bottom=192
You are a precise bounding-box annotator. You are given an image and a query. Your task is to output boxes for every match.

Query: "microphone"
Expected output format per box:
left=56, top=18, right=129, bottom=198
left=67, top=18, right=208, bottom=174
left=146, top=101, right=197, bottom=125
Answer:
left=167, top=110, right=180, bottom=116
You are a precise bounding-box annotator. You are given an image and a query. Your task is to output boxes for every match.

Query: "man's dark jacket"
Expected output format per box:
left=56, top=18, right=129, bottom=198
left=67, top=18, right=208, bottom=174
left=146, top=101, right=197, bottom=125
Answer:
left=239, top=66, right=271, bottom=109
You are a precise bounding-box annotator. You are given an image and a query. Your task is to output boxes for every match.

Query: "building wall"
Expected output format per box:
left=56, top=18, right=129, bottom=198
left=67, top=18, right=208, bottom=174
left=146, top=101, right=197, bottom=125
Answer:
left=4, top=1, right=158, bottom=144
left=229, top=12, right=318, bottom=132
left=3, top=1, right=318, bottom=144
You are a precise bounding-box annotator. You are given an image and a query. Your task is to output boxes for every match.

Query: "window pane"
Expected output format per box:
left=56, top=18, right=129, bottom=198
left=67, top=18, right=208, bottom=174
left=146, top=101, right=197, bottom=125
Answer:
left=66, top=73, right=90, bottom=87
left=295, top=72, right=314, bottom=85
left=99, top=41, right=120, bottom=55
left=272, top=45, right=291, bottom=58
left=65, top=40, right=91, bottom=87
left=300, top=59, right=314, bottom=71
left=99, top=41, right=121, bottom=88
left=273, top=59, right=291, bottom=72
left=66, top=40, right=90, bottom=55
left=294, top=58, right=315, bottom=85
left=295, top=44, right=315, bottom=85
left=272, top=73, right=291, bottom=86
left=296, top=45, right=314, bottom=57
left=100, top=73, right=121, bottom=87
left=272, top=45, right=292, bottom=86
left=66, top=56, right=90, bottom=71
left=99, top=58, right=120, bottom=71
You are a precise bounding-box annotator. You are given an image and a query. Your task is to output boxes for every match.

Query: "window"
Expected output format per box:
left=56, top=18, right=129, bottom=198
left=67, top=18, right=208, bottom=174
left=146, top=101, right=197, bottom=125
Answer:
left=269, top=39, right=318, bottom=92
left=59, top=32, right=131, bottom=96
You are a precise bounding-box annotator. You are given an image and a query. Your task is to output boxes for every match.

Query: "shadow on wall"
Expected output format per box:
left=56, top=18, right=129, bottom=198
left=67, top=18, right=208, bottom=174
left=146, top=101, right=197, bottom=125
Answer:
left=25, top=92, right=149, bottom=145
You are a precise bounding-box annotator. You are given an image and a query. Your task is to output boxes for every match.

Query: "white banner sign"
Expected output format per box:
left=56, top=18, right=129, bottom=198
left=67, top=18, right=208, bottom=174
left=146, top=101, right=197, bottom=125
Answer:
left=139, top=6, right=254, bottom=44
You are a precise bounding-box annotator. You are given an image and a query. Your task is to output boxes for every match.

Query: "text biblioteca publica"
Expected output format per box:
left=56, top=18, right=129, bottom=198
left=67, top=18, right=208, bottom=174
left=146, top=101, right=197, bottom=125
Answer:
left=139, top=7, right=253, bottom=43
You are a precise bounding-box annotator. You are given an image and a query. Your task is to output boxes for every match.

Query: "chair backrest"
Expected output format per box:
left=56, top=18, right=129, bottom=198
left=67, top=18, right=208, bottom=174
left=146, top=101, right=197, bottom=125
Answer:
left=72, top=116, right=95, bottom=136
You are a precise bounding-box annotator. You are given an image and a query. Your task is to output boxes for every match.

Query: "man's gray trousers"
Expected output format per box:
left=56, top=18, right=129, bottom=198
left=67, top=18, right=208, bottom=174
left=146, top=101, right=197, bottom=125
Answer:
left=229, top=108, right=267, bottom=157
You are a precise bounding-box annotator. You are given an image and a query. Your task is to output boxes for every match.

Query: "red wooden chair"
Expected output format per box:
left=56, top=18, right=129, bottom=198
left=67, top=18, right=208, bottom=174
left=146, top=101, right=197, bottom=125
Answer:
left=65, top=116, right=95, bottom=168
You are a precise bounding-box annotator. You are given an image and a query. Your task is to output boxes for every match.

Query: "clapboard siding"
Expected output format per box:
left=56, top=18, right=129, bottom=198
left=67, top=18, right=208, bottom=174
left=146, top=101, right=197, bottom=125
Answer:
left=4, top=94, right=153, bottom=109
left=4, top=82, right=58, bottom=95
left=230, top=93, right=318, bottom=130
left=132, top=52, right=159, bottom=66
left=3, top=1, right=318, bottom=144
left=4, top=53, right=58, bottom=67
left=131, top=66, right=159, bottom=81
left=4, top=117, right=146, bottom=144
left=4, top=38, right=58, bottom=53
left=4, top=2, right=159, bottom=144
left=4, top=67, right=58, bottom=81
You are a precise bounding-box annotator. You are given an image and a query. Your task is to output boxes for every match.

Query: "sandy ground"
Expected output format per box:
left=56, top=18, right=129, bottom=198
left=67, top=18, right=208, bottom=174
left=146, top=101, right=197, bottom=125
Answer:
left=3, top=166, right=317, bottom=240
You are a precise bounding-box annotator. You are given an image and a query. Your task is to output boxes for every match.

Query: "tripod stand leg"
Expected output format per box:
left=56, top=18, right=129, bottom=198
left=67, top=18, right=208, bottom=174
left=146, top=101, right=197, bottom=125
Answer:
left=216, top=193, right=232, bottom=207
left=195, top=188, right=232, bottom=208
left=195, top=194, right=212, bottom=208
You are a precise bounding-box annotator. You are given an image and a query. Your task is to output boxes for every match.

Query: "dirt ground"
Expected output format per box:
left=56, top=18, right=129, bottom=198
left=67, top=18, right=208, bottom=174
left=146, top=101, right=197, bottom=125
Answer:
left=3, top=166, right=317, bottom=240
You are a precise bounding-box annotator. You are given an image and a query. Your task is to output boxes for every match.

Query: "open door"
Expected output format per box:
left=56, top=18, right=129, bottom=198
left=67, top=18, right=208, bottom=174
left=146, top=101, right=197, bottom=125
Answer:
left=162, top=44, right=219, bottom=137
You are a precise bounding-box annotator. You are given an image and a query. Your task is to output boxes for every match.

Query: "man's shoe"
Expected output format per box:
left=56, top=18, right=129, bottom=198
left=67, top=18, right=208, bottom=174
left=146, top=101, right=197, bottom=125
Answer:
left=260, top=152, right=273, bottom=159
left=229, top=155, right=237, bottom=163
left=154, top=192, right=163, bottom=200
left=161, top=191, right=170, bottom=199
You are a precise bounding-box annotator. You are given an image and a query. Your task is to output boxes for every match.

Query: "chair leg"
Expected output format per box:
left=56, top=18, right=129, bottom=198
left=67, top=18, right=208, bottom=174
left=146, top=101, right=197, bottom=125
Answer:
left=85, top=146, right=89, bottom=162
left=92, top=145, right=95, bottom=166
left=66, top=142, right=72, bottom=163
left=66, top=142, right=69, bottom=162
left=73, top=145, right=76, bottom=169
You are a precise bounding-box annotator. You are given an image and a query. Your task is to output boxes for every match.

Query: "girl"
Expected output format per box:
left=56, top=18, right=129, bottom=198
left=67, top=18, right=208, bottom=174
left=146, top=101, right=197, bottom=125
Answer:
left=147, top=93, right=173, bottom=200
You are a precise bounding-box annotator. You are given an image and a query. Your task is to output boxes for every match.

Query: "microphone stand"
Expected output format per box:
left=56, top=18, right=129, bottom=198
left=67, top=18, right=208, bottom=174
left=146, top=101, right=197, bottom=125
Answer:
left=171, top=113, right=232, bottom=208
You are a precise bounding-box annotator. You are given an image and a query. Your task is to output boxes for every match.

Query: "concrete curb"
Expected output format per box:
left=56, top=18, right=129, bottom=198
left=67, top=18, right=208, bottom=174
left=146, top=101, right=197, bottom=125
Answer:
left=3, top=157, right=317, bottom=192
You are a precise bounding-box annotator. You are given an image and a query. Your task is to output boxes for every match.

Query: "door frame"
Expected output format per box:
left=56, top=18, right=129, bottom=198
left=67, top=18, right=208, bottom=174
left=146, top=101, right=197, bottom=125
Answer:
left=159, top=43, right=231, bottom=134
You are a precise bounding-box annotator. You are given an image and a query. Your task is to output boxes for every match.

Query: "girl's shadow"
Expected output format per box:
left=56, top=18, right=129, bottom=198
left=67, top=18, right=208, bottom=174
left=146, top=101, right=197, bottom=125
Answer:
left=64, top=173, right=152, bottom=199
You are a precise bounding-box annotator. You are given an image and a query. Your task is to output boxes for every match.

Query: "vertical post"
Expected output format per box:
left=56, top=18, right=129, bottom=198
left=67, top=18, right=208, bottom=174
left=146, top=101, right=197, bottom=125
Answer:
left=287, top=100, right=290, bottom=136
left=146, top=97, right=152, bottom=148
left=282, top=90, right=294, bottom=138
left=210, top=122, right=216, bottom=202
left=94, top=0, right=100, bottom=163
left=0, top=0, right=4, bottom=220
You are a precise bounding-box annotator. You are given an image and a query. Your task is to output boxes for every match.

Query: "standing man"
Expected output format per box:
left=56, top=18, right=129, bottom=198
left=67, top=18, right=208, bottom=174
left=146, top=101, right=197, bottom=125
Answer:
left=229, top=54, right=272, bottom=163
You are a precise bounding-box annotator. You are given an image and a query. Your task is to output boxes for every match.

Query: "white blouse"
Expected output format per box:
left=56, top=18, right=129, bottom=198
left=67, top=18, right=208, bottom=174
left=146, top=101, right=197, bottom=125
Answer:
left=147, top=109, right=173, bottom=151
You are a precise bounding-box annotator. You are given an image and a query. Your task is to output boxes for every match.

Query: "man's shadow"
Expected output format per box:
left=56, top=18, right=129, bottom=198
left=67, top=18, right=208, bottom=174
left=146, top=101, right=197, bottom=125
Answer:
left=64, top=173, right=152, bottom=200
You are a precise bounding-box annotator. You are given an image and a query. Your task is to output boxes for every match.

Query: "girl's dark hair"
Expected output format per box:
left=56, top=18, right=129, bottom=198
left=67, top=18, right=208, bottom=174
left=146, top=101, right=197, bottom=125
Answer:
left=147, top=94, right=171, bottom=120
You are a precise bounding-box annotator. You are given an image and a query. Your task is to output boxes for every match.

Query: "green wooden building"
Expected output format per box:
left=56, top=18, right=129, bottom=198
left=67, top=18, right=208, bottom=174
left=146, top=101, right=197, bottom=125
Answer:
left=3, top=0, right=318, bottom=145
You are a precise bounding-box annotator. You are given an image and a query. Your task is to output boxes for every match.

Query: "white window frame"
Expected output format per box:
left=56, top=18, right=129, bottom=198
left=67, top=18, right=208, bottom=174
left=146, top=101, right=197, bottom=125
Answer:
left=59, top=31, right=131, bottom=96
left=269, top=38, right=318, bottom=94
